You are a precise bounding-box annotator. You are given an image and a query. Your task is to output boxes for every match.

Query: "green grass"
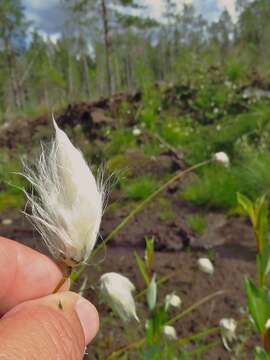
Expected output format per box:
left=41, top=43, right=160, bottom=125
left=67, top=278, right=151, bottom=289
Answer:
left=159, top=123, right=184, bottom=147
left=124, top=176, right=159, bottom=201
left=183, top=152, right=270, bottom=210
left=225, top=58, right=249, bottom=82
left=174, top=103, right=270, bottom=164
left=103, top=100, right=270, bottom=212
left=195, top=83, right=231, bottom=111
left=187, top=214, right=208, bottom=235
left=105, top=129, right=136, bottom=158
left=139, top=86, right=162, bottom=128
left=183, top=166, right=239, bottom=209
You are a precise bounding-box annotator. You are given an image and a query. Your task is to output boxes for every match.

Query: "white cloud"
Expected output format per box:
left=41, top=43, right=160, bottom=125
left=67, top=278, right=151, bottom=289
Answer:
left=23, top=0, right=58, bottom=10
left=23, top=0, right=238, bottom=37
left=38, top=30, right=61, bottom=44
left=145, top=0, right=164, bottom=19
left=145, top=0, right=193, bottom=20
left=22, top=0, right=66, bottom=34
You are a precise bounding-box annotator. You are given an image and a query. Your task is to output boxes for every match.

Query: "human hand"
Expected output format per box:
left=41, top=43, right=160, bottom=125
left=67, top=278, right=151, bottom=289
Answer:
left=0, top=236, right=99, bottom=359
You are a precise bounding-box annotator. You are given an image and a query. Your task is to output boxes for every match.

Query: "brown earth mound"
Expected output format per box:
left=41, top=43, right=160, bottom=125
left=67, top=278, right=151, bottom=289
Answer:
left=0, top=91, right=141, bottom=149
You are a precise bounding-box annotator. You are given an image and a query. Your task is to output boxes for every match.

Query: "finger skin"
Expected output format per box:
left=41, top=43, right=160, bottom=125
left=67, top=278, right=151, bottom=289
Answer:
left=0, top=292, right=99, bottom=360
left=0, top=236, right=68, bottom=314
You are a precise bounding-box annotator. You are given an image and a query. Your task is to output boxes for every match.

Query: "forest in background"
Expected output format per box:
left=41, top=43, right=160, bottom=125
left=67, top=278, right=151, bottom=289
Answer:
left=0, top=0, right=270, bottom=120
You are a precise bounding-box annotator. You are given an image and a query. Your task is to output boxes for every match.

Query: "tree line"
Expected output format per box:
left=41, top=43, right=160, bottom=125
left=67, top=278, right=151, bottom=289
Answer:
left=0, top=0, right=269, bottom=118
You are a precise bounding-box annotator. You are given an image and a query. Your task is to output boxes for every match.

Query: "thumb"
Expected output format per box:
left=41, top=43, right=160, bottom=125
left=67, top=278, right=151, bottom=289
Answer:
left=0, top=291, right=99, bottom=360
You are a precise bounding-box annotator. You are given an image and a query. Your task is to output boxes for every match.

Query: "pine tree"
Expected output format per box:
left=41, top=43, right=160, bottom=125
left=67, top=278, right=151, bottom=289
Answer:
left=65, top=0, right=143, bottom=96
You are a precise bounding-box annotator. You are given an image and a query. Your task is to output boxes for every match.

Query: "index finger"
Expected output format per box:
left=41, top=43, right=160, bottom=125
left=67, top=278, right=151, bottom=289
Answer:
left=0, top=236, right=68, bottom=314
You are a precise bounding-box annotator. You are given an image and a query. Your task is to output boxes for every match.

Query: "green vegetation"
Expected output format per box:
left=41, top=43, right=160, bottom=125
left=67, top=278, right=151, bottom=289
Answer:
left=238, top=195, right=270, bottom=358
left=105, top=129, right=136, bottom=158
left=0, top=151, right=25, bottom=211
left=124, top=176, right=159, bottom=201
left=188, top=214, right=208, bottom=235
left=143, top=140, right=162, bottom=156
left=183, top=153, right=270, bottom=210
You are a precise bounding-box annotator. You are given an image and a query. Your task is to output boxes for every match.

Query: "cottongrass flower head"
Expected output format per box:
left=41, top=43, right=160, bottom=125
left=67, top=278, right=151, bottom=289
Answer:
left=165, top=293, right=182, bottom=311
left=219, top=318, right=237, bottom=351
left=163, top=325, right=177, bottom=340
left=23, top=119, right=104, bottom=267
left=213, top=152, right=230, bottom=168
left=132, top=127, right=142, bottom=136
left=198, top=258, right=214, bottom=275
left=99, top=272, right=139, bottom=322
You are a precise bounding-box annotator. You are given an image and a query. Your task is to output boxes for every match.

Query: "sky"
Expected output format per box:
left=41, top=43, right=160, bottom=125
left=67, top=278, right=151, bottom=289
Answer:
left=22, top=0, right=238, bottom=39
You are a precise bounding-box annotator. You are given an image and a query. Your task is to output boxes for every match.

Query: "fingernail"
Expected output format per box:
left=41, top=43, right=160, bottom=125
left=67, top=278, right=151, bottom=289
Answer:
left=75, top=299, right=98, bottom=345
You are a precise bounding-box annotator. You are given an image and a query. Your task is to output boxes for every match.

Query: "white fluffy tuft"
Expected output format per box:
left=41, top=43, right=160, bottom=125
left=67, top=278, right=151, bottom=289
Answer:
left=99, top=272, right=139, bottom=322
left=197, top=258, right=214, bottom=275
left=219, top=318, right=237, bottom=351
left=162, top=325, right=177, bottom=340
left=24, top=119, right=103, bottom=265
left=213, top=152, right=230, bottom=167
left=165, top=293, right=182, bottom=311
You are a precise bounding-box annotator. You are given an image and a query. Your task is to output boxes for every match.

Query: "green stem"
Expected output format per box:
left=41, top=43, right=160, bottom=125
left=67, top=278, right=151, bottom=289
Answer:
left=136, top=269, right=181, bottom=300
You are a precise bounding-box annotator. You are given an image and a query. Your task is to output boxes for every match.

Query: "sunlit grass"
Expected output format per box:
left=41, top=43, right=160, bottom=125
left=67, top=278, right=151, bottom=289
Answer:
left=124, top=176, right=159, bottom=201
left=183, top=153, right=270, bottom=210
